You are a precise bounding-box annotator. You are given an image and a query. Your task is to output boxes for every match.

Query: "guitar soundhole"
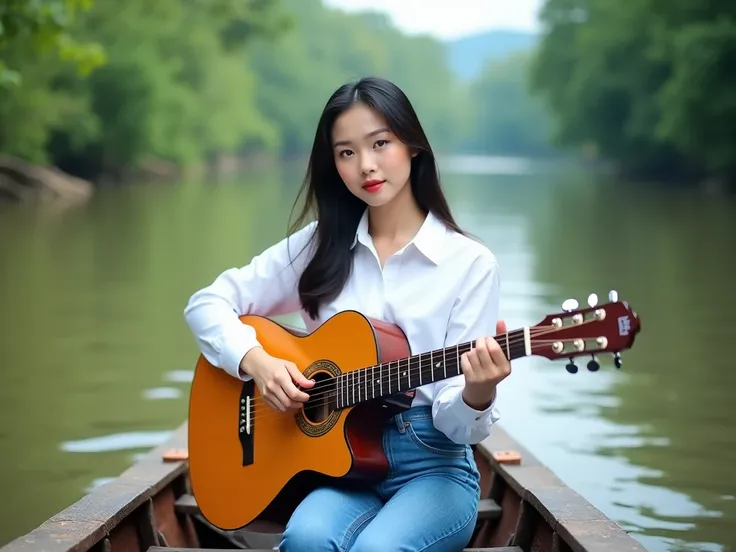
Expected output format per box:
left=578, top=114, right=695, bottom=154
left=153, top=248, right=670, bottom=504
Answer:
left=296, top=359, right=342, bottom=437
left=303, top=371, right=336, bottom=424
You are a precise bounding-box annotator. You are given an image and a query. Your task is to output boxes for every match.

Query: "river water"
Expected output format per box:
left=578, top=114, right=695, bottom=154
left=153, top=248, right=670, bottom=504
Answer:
left=0, top=156, right=734, bottom=550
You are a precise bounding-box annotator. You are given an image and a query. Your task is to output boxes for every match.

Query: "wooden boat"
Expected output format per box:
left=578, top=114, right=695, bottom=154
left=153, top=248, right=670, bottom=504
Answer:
left=0, top=421, right=646, bottom=552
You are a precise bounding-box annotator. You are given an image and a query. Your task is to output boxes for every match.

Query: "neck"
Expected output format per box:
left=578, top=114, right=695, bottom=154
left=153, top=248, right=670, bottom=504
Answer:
left=367, top=181, right=424, bottom=243
left=331, top=327, right=531, bottom=410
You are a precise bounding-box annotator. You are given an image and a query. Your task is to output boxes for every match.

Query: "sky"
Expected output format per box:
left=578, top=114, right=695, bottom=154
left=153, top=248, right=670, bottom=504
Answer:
left=321, top=0, right=542, bottom=40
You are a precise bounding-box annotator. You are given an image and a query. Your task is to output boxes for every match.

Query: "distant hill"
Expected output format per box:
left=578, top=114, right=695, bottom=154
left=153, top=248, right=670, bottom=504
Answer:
left=446, top=30, right=539, bottom=80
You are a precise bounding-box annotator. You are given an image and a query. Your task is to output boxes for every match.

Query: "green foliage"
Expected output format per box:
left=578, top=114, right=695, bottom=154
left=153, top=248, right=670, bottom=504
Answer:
left=655, top=18, right=736, bottom=174
left=0, top=0, right=286, bottom=171
left=248, top=0, right=461, bottom=154
left=0, top=0, right=555, bottom=180
left=0, top=0, right=105, bottom=86
left=2, top=0, right=732, bottom=188
left=530, top=0, right=736, bottom=182
left=463, top=50, right=554, bottom=156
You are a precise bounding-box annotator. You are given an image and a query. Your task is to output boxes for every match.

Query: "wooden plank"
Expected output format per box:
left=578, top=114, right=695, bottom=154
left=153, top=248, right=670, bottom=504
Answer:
left=173, top=494, right=199, bottom=517
left=555, top=520, right=645, bottom=552
left=476, top=498, right=502, bottom=521
left=1, top=424, right=190, bottom=552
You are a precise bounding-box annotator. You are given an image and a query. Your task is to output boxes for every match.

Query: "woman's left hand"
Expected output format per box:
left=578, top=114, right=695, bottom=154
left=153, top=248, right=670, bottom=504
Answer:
left=460, top=320, right=511, bottom=410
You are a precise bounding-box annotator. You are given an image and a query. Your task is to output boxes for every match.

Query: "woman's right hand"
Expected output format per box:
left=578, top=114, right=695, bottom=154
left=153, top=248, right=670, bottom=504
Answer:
left=239, top=347, right=315, bottom=412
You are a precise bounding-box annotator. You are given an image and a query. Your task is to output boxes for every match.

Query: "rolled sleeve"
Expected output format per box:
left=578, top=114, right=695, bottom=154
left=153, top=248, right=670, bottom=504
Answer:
left=432, top=253, right=501, bottom=444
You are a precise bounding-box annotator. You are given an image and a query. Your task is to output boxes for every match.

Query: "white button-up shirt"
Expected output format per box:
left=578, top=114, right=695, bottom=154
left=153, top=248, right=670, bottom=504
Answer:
left=184, top=210, right=501, bottom=444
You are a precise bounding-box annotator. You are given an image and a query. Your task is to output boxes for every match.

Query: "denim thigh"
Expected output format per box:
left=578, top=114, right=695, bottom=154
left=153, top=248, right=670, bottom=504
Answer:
left=358, top=406, right=481, bottom=552
left=281, top=406, right=481, bottom=552
left=280, top=485, right=382, bottom=552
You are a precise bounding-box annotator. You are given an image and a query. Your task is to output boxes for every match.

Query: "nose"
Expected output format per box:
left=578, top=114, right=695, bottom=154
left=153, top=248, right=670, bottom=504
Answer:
left=360, top=151, right=377, bottom=176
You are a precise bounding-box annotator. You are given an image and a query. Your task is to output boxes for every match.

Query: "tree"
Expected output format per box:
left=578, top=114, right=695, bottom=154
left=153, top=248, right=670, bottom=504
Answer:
left=530, top=0, right=736, bottom=185
left=0, top=0, right=104, bottom=86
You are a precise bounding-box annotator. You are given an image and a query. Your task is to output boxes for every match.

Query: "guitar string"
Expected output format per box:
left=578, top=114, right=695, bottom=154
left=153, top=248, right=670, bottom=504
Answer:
left=242, top=338, right=598, bottom=424
left=247, top=332, right=585, bottom=413
left=243, top=323, right=584, bottom=412
left=241, top=326, right=548, bottom=410
left=245, top=319, right=597, bottom=410
left=245, top=325, right=605, bottom=422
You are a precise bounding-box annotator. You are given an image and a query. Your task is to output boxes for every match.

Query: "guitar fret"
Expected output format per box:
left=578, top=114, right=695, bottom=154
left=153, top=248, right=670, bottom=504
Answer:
left=418, top=353, right=423, bottom=386
left=400, top=358, right=408, bottom=393
left=398, top=359, right=402, bottom=393
left=371, top=365, right=375, bottom=399
left=380, top=362, right=384, bottom=396
left=394, top=360, right=398, bottom=393
left=455, top=345, right=460, bottom=378
left=429, top=351, right=434, bottom=383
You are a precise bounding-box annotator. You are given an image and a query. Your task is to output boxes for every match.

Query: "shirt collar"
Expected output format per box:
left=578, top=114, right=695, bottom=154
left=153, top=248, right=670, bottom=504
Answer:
left=350, top=209, right=447, bottom=265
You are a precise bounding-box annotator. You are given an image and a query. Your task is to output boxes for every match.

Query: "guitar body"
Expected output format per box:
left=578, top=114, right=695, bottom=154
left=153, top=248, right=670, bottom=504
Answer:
left=187, top=294, right=642, bottom=532
left=188, top=310, right=411, bottom=531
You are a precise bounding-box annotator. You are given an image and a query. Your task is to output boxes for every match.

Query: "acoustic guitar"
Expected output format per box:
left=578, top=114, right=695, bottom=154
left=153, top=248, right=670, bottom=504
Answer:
left=187, top=290, right=641, bottom=531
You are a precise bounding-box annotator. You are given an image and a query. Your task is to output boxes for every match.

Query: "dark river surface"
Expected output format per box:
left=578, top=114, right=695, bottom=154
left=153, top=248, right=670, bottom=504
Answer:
left=1, top=156, right=734, bottom=550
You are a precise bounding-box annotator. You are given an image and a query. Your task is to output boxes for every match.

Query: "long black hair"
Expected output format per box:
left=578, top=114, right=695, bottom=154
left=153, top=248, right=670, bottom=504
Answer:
left=288, top=76, right=465, bottom=319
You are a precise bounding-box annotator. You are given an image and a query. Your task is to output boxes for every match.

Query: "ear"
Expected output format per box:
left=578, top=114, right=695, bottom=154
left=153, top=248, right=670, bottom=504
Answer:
left=411, top=149, right=419, bottom=158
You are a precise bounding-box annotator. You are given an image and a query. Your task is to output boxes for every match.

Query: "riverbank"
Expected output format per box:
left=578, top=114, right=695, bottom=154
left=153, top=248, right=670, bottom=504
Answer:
left=0, top=155, right=94, bottom=204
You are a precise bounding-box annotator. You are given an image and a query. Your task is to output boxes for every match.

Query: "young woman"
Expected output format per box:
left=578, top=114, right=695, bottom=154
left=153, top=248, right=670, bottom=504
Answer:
left=184, top=76, right=511, bottom=552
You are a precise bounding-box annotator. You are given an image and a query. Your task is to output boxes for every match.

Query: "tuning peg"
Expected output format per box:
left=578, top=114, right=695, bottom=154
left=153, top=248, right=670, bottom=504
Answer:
left=566, top=358, right=578, bottom=374
left=562, top=298, right=579, bottom=312
left=587, top=293, right=598, bottom=308
left=613, top=352, right=622, bottom=368
left=587, top=355, right=600, bottom=372
left=608, top=289, right=619, bottom=302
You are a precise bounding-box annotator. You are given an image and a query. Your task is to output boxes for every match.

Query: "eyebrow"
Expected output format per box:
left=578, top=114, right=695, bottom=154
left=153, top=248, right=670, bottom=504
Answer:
left=333, top=127, right=390, bottom=148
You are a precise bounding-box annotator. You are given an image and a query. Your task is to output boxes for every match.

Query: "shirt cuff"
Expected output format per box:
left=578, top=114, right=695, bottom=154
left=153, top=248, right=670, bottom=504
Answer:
left=446, top=385, right=499, bottom=425
left=217, top=324, right=261, bottom=381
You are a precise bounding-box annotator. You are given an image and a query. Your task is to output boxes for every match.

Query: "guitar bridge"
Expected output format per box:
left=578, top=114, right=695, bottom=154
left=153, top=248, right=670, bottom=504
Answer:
left=238, top=380, right=255, bottom=466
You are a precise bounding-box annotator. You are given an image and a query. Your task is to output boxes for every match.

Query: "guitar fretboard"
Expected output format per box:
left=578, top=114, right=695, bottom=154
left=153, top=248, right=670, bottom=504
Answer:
left=334, top=328, right=529, bottom=409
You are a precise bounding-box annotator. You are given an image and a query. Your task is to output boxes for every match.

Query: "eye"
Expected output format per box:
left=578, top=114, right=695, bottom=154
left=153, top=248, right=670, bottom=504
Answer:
left=374, top=139, right=389, bottom=148
left=338, top=149, right=354, bottom=158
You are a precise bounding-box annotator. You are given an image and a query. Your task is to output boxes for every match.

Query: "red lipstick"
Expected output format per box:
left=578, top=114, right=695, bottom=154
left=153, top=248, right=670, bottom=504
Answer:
left=362, top=179, right=384, bottom=193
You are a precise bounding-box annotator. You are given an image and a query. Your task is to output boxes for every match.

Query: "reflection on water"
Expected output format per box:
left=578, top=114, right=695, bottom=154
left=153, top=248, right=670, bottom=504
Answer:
left=61, top=430, right=173, bottom=453
left=0, top=158, right=734, bottom=551
left=142, top=386, right=184, bottom=400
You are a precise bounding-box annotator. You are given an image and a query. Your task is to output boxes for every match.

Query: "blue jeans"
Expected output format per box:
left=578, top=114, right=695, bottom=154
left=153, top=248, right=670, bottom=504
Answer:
left=280, top=406, right=481, bottom=552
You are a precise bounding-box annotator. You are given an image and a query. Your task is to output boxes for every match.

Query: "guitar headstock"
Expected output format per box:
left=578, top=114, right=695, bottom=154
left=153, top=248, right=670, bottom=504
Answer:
left=531, top=290, right=641, bottom=373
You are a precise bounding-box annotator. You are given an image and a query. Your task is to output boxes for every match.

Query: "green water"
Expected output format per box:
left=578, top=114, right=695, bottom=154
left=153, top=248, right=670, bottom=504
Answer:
left=0, top=157, right=734, bottom=551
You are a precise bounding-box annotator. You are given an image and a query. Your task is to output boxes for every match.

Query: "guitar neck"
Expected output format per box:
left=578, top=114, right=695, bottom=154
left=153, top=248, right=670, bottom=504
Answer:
left=335, top=327, right=530, bottom=409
